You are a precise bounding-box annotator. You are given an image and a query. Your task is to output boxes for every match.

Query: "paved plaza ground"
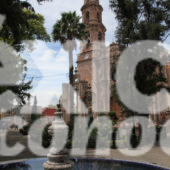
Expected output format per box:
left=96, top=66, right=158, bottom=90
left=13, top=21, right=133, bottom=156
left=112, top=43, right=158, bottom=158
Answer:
left=0, top=131, right=170, bottom=169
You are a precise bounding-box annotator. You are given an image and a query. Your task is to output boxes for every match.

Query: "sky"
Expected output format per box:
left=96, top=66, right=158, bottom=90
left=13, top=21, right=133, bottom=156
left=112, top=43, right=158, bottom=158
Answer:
left=24, top=0, right=117, bottom=107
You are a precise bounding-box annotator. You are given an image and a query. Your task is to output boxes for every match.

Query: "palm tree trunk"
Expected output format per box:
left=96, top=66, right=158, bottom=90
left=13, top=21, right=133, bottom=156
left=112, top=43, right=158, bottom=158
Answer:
left=69, top=50, right=74, bottom=85
left=69, top=50, right=74, bottom=114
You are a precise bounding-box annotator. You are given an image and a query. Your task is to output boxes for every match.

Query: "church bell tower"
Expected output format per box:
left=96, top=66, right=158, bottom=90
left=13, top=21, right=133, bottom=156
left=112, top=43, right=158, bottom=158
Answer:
left=77, top=0, right=106, bottom=84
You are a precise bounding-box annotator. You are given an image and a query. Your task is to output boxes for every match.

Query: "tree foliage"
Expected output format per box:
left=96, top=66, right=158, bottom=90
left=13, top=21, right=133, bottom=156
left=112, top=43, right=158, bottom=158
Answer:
left=0, top=0, right=50, bottom=106
left=52, top=11, right=88, bottom=84
left=110, top=0, right=170, bottom=46
left=0, top=1, right=50, bottom=51
left=52, top=11, right=88, bottom=44
left=0, top=0, right=33, bottom=50
left=52, top=11, right=88, bottom=114
left=110, top=0, right=170, bottom=118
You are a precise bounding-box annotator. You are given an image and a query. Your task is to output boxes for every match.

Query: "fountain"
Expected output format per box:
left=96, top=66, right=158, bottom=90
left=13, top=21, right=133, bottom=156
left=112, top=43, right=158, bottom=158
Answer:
left=43, top=104, right=74, bottom=170
left=0, top=105, right=168, bottom=170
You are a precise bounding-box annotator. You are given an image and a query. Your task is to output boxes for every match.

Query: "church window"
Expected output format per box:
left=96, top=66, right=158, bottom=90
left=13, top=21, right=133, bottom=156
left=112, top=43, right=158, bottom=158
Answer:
left=87, top=33, right=90, bottom=45
left=84, top=54, right=89, bottom=59
left=87, top=38, right=90, bottom=44
left=86, top=11, right=90, bottom=22
left=97, top=13, right=100, bottom=22
left=98, top=32, right=102, bottom=40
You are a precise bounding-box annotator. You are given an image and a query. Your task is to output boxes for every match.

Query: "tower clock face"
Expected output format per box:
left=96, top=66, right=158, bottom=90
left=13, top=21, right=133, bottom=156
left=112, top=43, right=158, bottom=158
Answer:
left=84, top=54, right=89, bottom=59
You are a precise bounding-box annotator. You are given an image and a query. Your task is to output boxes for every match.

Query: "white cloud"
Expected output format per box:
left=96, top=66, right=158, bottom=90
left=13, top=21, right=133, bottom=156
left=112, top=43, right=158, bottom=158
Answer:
left=22, top=40, right=69, bottom=107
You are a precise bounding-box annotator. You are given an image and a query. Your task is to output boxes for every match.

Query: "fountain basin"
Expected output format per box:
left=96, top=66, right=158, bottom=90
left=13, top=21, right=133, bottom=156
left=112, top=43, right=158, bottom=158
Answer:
left=0, top=158, right=168, bottom=170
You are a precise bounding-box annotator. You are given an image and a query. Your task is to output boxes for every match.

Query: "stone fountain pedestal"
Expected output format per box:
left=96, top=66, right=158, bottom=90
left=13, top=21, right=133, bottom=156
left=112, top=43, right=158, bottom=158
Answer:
left=43, top=150, right=74, bottom=170
left=43, top=104, right=74, bottom=170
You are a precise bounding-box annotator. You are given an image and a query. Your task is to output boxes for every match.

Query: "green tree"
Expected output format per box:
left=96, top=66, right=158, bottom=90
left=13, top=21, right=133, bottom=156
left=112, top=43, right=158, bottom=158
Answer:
left=0, top=0, right=52, bottom=50
left=0, top=8, right=50, bottom=51
left=110, top=0, right=170, bottom=112
left=52, top=11, right=88, bottom=113
left=110, top=0, right=170, bottom=145
left=0, top=3, right=50, bottom=106
left=0, top=0, right=34, bottom=50
left=109, top=0, right=169, bottom=47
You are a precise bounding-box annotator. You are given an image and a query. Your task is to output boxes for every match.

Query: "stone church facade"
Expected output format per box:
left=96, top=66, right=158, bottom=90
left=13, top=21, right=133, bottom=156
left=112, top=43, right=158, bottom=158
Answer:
left=75, top=0, right=121, bottom=117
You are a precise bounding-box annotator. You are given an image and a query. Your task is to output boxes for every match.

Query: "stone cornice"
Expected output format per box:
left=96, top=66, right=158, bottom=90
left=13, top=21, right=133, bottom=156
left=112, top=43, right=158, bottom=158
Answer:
left=81, top=3, right=103, bottom=12
left=77, top=58, right=92, bottom=64
left=86, top=23, right=106, bottom=32
left=78, top=49, right=93, bottom=56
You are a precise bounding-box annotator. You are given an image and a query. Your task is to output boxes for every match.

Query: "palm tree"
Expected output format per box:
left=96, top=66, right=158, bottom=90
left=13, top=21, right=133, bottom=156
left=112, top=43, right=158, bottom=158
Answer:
left=52, top=11, right=88, bottom=113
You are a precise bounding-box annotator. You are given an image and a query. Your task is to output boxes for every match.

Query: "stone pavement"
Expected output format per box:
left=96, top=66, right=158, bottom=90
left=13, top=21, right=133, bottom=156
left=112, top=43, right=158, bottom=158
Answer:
left=0, top=131, right=170, bottom=169
left=0, top=131, right=40, bottom=163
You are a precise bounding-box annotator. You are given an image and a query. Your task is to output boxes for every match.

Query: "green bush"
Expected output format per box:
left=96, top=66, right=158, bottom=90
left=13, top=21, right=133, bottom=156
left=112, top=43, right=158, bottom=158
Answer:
left=109, top=111, right=118, bottom=124
left=42, top=124, right=52, bottom=148
left=20, top=114, right=41, bottom=136
left=20, top=125, right=30, bottom=136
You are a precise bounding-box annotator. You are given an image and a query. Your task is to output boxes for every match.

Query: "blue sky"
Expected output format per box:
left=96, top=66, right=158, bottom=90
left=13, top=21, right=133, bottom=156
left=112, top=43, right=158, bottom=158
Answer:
left=24, top=0, right=117, bottom=107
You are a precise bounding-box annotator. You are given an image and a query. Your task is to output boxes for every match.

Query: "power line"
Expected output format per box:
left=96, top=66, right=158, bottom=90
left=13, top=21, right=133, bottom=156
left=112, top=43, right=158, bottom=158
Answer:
left=26, top=73, right=68, bottom=79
